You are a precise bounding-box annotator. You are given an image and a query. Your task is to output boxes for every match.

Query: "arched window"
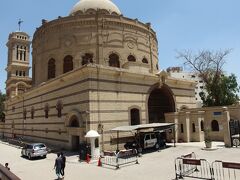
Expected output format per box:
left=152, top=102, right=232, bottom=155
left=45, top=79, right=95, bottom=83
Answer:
left=16, top=45, right=19, bottom=60
left=48, top=58, right=56, bottom=79
left=201, top=121, right=204, bottom=131
left=128, top=55, right=136, bottom=62
left=31, top=107, right=35, bottom=119
left=56, top=100, right=63, bottom=118
left=211, top=120, right=219, bottom=131
left=23, top=47, right=27, bottom=61
left=109, top=53, right=120, bottom=68
left=17, top=84, right=26, bottom=95
left=142, top=58, right=148, bottom=64
left=82, top=53, right=93, bottom=65
left=70, top=116, right=79, bottom=127
left=180, top=124, right=184, bottom=133
left=44, top=103, right=49, bottom=119
left=20, top=46, right=23, bottom=60
left=63, top=55, right=73, bottom=73
left=130, top=108, right=140, bottom=125
left=192, top=123, right=196, bottom=133
left=23, top=108, right=27, bottom=120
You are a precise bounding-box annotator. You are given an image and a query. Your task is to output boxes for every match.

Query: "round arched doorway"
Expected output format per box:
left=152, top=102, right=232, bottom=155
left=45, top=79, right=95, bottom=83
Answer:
left=69, top=115, right=80, bottom=151
left=69, top=115, right=79, bottom=127
left=148, top=85, right=175, bottom=123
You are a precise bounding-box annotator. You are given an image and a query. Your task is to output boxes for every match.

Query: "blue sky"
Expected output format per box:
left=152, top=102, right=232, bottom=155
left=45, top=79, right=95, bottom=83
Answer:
left=0, top=0, right=240, bottom=93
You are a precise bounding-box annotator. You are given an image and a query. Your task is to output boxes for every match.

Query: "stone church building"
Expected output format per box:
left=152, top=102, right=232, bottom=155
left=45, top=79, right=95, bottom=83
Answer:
left=0, top=0, right=223, bottom=151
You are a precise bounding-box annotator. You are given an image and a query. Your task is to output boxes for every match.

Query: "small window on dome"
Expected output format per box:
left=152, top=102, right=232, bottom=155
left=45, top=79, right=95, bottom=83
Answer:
left=128, top=55, right=136, bottom=62
left=142, top=58, right=148, bottom=64
left=48, top=58, right=56, bottom=79
left=63, top=55, right=73, bottom=73
left=82, top=53, right=93, bottom=66
left=109, top=53, right=120, bottom=68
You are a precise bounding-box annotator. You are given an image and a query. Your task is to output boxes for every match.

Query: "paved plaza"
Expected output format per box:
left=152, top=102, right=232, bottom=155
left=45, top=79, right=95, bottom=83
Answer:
left=0, top=141, right=240, bottom=180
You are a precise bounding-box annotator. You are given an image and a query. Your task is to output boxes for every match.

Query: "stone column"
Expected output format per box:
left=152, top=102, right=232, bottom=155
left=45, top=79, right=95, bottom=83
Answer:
left=174, top=112, right=179, bottom=143
left=183, top=112, right=190, bottom=142
left=197, top=111, right=205, bottom=142
left=222, top=107, right=231, bottom=147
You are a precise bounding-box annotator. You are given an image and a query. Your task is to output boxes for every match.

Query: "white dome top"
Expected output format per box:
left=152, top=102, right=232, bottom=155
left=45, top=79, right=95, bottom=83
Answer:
left=85, top=130, right=100, bottom=138
left=70, top=0, right=121, bottom=15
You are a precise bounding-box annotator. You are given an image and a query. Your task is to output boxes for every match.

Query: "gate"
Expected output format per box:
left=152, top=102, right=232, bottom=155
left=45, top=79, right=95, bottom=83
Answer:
left=229, top=119, right=240, bottom=147
left=212, top=161, right=240, bottom=180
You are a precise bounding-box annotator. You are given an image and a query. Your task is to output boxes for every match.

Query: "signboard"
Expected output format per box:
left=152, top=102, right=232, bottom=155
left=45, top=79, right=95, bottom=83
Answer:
left=222, top=162, right=240, bottom=170
left=183, top=159, right=201, bottom=166
left=118, top=149, right=137, bottom=158
left=213, top=112, right=222, bottom=116
left=104, top=151, right=116, bottom=157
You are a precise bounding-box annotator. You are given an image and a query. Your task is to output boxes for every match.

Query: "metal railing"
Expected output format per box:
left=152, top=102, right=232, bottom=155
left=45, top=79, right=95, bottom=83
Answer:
left=175, top=158, right=212, bottom=179
left=212, top=160, right=240, bottom=180
left=175, top=153, right=240, bottom=180
left=101, top=149, right=139, bottom=169
left=181, top=152, right=196, bottom=159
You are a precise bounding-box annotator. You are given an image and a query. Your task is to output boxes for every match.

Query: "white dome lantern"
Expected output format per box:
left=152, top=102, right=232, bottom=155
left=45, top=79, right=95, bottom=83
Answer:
left=70, top=0, right=121, bottom=16
left=85, top=130, right=100, bottom=160
left=85, top=130, right=100, bottom=138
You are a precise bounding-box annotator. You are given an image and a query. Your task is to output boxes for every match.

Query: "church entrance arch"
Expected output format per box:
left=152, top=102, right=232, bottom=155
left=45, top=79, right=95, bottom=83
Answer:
left=69, top=115, right=80, bottom=151
left=148, top=85, right=175, bottom=123
left=69, top=115, right=79, bottom=127
left=65, top=111, right=84, bottom=151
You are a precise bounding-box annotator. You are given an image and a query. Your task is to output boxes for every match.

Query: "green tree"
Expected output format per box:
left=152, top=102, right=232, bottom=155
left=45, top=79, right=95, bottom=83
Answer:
left=199, top=74, right=239, bottom=106
left=0, top=92, right=6, bottom=121
left=177, top=49, right=239, bottom=107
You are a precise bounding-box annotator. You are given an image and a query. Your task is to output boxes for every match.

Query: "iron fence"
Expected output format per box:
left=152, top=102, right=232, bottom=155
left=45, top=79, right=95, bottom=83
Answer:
left=212, top=160, right=240, bottom=180
left=175, top=157, right=212, bottom=180
left=101, top=149, right=139, bottom=169
left=175, top=153, right=240, bottom=180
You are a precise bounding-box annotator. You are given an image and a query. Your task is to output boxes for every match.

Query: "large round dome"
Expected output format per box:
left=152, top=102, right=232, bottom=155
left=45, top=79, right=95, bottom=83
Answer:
left=70, top=0, right=121, bottom=15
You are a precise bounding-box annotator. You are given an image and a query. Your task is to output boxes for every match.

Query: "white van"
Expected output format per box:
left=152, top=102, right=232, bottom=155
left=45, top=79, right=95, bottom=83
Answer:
left=143, top=133, right=159, bottom=149
left=124, top=132, right=166, bottom=151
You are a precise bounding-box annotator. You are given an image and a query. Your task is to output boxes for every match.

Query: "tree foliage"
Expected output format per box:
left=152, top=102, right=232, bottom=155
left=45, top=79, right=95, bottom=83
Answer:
left=177, top=49, right=239, bottom=107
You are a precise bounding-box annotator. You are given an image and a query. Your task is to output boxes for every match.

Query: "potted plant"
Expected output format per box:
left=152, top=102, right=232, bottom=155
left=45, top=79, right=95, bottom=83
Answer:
left=204, top=128, right=212, bottom=148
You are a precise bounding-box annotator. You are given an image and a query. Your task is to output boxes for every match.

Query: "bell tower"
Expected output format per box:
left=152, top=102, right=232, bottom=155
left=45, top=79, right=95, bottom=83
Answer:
left=5, top=31, right=32, bottom=98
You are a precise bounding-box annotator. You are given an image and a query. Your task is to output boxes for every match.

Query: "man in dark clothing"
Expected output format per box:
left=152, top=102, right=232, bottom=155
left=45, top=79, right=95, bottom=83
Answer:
left=5, top=163, right=10, bottom=170
left=54, top=153, right=62, bottom=179
left=60, top=152, right=66, bottom=177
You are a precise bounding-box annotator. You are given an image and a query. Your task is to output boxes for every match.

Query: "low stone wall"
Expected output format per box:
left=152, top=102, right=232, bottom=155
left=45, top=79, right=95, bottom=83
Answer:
left=0, top=163, right=20, bottom=180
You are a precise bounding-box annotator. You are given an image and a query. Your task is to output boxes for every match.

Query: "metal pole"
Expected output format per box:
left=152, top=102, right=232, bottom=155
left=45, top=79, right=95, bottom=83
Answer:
left=117, top=131, right=119, bottom=152
left=173, top=125, right=176, bottom=147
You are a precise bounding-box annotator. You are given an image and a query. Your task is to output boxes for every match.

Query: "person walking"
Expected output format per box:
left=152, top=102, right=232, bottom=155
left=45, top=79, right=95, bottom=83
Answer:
left=60, top=152, right=66, bottom=178
left=5, top=163, right=10, bottom=170
left=54, top=153, right=62, bottom=179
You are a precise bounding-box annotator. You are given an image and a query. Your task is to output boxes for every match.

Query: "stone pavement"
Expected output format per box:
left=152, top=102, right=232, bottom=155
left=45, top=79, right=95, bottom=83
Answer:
left=0, top=141, right=239, bottom=180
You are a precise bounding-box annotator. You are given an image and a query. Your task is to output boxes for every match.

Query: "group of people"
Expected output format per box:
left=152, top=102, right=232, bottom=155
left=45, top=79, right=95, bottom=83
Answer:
left=54, top=152, right=66, bottom=179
